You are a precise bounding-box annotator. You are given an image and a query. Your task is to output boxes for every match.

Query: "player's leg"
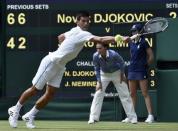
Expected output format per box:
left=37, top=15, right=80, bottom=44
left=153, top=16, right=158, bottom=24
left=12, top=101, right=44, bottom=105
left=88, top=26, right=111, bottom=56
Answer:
left=139, top=79, right=154, bottom=123
left=88, top=80, right=109, bottom=124
left=37, top=85, right=58, bottom=109
left=8, top=55, right=51, bottom=128
left=22, top=85, right=57, bottom=128
left=35, top=66, right=65, bottom=110
left=8, top=86, right=40, bottom=128
left=18, top=55, right=53, bottom=106
left=112, top=71, right=137, bottom=124
left=22, top=64, right=66, bottom=128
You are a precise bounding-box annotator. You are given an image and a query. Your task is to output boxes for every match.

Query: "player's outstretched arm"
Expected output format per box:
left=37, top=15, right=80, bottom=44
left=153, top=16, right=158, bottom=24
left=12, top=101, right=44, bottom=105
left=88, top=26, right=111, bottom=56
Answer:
left=89, top=36, right=115, bottom=44
left=90, top=35, right=126, bottom=44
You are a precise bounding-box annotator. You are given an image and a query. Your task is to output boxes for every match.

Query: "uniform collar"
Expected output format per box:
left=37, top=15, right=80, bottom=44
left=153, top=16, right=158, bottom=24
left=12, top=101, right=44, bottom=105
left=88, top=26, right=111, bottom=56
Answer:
left=76, top=26, right=82, bottom=30
left=99, top=50, right=109, bottom=58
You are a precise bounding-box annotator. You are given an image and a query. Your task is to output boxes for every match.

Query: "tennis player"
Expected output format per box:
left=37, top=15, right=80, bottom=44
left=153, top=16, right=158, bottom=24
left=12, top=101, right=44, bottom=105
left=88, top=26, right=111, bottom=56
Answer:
left=8, top=11, right=126, bottom=129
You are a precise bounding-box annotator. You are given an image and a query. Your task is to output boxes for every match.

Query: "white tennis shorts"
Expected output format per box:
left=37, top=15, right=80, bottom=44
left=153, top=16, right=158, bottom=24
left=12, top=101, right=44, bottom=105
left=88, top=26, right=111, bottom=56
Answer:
left=32, top=55, right=66, bottom=90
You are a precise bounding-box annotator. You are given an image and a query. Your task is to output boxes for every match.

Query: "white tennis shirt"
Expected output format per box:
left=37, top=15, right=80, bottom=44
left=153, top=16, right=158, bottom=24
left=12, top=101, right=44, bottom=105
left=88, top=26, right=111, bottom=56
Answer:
left=49, top=26, right=95, bottom=65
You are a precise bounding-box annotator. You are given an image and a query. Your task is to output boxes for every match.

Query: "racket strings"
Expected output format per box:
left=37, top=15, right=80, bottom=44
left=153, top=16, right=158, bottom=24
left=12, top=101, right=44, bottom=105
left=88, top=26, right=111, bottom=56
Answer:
left=144, top=18, right=168, bottom=34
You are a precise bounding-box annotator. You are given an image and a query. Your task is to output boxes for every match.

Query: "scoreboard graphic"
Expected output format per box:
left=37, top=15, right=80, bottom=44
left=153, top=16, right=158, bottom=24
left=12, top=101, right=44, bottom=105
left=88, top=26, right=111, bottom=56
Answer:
left=1, top=0, right=178, bottom=98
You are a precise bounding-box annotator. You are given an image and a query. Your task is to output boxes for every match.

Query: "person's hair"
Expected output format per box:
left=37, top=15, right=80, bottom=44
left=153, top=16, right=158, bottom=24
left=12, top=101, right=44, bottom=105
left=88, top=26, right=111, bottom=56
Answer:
left=97, top=43, right=109, bottom=49
left=76, top=11, right=90, bottom=21
left=103, top=44, right=109, bottom=49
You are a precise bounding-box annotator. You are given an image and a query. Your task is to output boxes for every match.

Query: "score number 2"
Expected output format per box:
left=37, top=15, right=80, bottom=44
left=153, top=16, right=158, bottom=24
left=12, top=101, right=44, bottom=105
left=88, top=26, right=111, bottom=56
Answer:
left=7, top=37, right=26, bottom=49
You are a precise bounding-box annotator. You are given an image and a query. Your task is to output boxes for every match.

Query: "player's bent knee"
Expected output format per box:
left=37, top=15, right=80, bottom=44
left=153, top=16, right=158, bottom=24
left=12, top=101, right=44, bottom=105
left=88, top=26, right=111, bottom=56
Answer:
left=44, top=93, right=54, bottom=101
left=27, top=86, right=39, bottom=95
left=45, top=85, right=57, bottom=98
left=32, top=86, right=41, bottom=91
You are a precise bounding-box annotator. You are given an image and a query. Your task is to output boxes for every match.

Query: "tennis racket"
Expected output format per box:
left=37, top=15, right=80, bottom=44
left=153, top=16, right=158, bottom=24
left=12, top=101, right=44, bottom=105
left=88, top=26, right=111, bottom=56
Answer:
left=130, top=17, right=169, bottom=40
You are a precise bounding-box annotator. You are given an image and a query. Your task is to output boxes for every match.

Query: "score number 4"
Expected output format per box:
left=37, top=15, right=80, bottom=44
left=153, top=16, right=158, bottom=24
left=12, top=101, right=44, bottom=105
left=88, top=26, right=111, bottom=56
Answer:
left=7, top=37, right=26, bottom=49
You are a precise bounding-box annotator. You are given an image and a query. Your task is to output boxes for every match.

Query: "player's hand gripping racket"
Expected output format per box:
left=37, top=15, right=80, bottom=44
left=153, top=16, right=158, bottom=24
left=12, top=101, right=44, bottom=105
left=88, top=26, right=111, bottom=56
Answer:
left=130, top=17, right=169, bottom=40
